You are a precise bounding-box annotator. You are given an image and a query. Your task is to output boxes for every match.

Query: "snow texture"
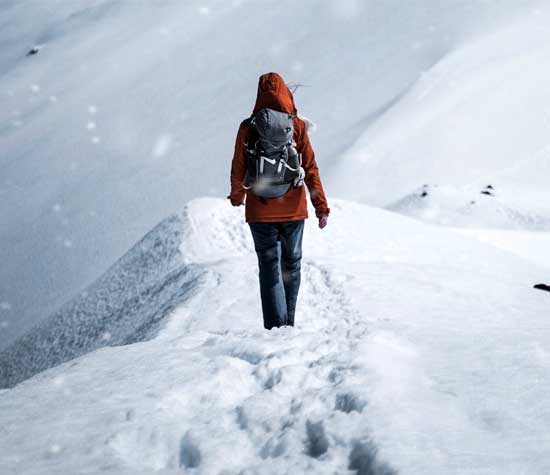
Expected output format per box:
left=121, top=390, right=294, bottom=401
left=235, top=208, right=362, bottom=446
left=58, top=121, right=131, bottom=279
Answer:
left=1, top=198, right=549, bottom=474
left=0, top=0, right=542, bottom=347
left=2, top=1, right=550, bottom=474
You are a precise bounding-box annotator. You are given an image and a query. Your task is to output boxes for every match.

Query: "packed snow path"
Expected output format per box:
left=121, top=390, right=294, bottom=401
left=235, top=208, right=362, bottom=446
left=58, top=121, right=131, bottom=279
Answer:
left=1, top=198, right=549, bottom=474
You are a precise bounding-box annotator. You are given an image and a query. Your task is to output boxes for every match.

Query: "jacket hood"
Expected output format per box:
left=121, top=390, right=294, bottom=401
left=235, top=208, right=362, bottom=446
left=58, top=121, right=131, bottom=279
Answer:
left=253, top=72, right=297, bottom=115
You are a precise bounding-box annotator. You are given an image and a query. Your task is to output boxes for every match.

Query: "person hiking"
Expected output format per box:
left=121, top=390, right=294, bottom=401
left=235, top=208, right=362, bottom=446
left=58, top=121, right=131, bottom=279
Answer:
left=228, top=72, right=330, bottom=330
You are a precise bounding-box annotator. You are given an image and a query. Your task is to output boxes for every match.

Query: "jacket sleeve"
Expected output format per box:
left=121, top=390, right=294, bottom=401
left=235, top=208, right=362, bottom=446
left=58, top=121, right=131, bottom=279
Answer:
left=229, top=123, right=248, bottom=205
left=298, top=123, right=330, bottom=217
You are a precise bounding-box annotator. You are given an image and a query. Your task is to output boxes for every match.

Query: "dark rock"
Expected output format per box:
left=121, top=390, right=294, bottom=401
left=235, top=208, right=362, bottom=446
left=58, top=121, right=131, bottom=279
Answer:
left=26, top=46, right=41, bottom=56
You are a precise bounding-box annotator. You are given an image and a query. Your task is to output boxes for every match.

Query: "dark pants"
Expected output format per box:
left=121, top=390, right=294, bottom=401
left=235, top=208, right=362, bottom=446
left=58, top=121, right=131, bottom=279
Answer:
left=249, top=220, right=304, bottom=330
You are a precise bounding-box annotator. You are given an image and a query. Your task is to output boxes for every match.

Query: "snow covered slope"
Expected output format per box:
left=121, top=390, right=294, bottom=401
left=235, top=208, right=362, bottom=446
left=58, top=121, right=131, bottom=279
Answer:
left=0, top=0, right=540, bottom=347
left=0, top=213, right=207, bottom=388
left=328, top=5, right=550, bottom=213
left=1, top=198, right=549, bottom=474
left=457, top=228, right=550, bottom=269
left=387, top=184, right=550, bottom=230
left=3, top=2, right=550, bottom=473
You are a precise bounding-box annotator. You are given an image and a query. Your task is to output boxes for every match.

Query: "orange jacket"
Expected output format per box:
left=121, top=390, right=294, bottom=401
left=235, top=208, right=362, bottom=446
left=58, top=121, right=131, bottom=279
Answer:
left=230, top=72, right=330, bottom=223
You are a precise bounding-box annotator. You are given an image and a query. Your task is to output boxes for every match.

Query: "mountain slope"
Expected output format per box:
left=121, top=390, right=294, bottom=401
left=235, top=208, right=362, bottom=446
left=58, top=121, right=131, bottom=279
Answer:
left=0, top=213, right=207, bottom=388
left=0, top=0, right=539, bottom=347
left=1, top=198, right=549, bottom=474
left=3, top=2, right=550, bottom=473
left=387, top=184, right=550, bottom=230
left=328, top=6, right=550, bottom=209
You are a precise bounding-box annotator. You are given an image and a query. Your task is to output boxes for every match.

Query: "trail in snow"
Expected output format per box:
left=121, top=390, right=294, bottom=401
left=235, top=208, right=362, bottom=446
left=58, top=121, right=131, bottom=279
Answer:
left=0, top=200, right=397, bottom=474
left=1, top=198, right=550, bottom=474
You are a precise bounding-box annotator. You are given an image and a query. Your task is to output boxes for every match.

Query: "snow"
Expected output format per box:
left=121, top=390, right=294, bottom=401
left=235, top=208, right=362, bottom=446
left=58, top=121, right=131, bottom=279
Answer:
left=0, top=212, right=208, bottom=388
left=2, top=0, right=550, bottom=473
left=387, top=184, right=550, bottom=230
left=1, top=198, right=550, bottom=474
left=328, top=6, right=550, bottom=210
left=0, top=0, right=540, bottom=347
left=455, top=228, right=550, bottom=269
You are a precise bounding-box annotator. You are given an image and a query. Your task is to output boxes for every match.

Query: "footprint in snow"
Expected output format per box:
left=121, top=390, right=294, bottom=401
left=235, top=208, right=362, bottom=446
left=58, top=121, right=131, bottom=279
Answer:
left=179, top=432, right=201, bottom=469
left=335, top=392, right=367, bottom=414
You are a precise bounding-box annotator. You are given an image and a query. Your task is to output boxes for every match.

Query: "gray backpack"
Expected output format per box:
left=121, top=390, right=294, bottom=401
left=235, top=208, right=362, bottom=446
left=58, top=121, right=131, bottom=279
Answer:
left=244, top=108, right=302, bottom=198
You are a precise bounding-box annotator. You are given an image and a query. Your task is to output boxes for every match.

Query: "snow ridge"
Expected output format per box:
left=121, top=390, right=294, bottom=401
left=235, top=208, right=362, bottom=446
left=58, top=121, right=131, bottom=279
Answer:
left=1, top=198, right=549, bottom=474
left=0, top=214, right=206, bottom=389
left=387, top=184, right=550, bottom=230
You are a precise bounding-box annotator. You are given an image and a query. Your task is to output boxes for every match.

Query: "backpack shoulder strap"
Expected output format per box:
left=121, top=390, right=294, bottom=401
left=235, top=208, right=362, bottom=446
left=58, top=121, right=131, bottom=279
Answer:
left=242, top=116, right=259, bottom=150
left=240, top=116, right=253, bottom=129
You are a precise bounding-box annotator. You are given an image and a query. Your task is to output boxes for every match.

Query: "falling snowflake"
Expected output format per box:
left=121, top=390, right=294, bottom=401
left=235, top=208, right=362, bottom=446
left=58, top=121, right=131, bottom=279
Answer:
left=30, top=84, right=40, bottom=93
left=48, top=444, right=62, bottom=455
left=88, top=105, right=97, bottom=114
left=0, top=302, right=11, bottom=311
left=91, top=136, right=101, bottom=144
left=330, top=0, right=362, bottom=20
left=198, top=6, right=210, bottom=15
left=152, top=134, right=172, bottom=158
left=87, top=121, right=96, bottom=130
